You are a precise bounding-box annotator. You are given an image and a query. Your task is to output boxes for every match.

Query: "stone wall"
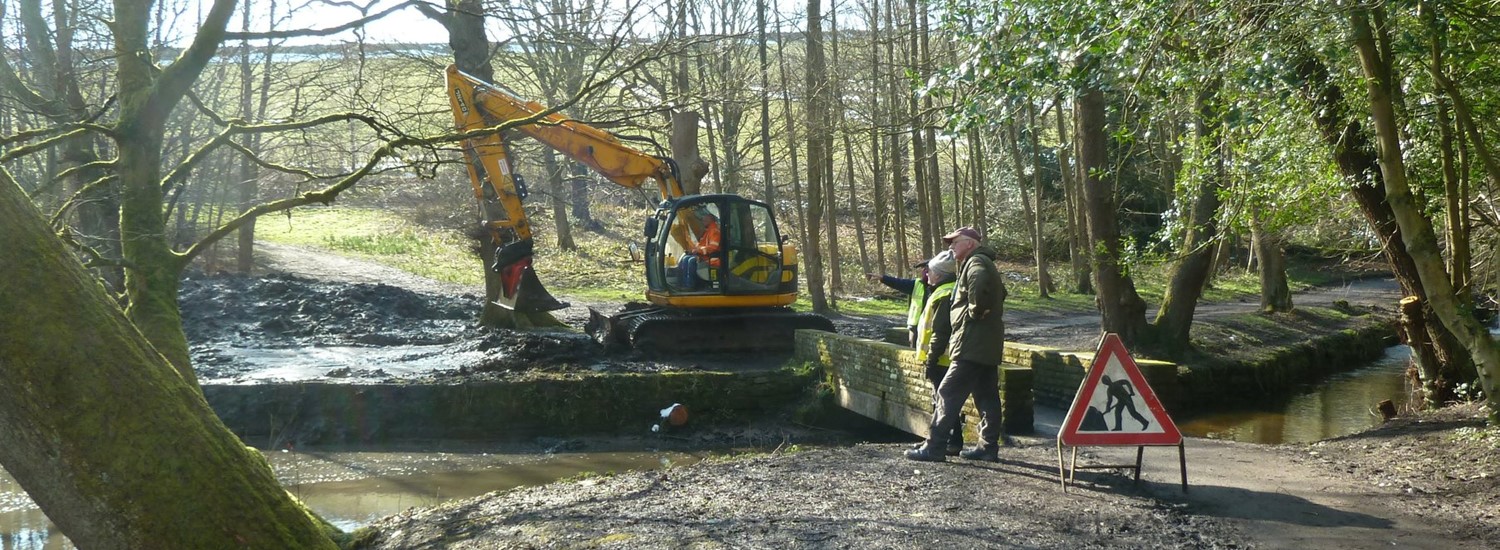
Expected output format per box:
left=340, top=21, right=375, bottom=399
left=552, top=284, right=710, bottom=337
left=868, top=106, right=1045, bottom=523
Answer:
left=1025, top=317, right=1395, bottom=412
left=204, top=368, right=813, bottom=445
left=794, top=330, right=1034, bottom=437
left=1023, top=342, right=1180, bottom=410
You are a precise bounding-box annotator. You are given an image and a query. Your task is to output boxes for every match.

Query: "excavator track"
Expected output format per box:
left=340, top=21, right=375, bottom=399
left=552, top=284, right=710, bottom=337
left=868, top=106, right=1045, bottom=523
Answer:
left=588, top=305, right=835, bottom=355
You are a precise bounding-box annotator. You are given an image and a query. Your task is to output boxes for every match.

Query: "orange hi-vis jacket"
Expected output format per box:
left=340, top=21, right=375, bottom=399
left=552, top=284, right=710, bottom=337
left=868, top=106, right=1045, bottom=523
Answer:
left=690, top=220, right=722, bottom=268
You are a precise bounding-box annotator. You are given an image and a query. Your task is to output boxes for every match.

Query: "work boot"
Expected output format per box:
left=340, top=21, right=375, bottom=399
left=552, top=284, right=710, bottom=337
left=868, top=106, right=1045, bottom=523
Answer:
left=959, top=446, right=1000, bottom=462
left=904, top=447, right=946, bottom=463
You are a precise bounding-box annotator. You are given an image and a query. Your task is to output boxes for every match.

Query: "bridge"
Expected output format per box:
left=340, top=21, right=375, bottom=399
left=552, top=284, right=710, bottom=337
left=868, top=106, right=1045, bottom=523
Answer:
left=792, top=330, right=1182, bottom=439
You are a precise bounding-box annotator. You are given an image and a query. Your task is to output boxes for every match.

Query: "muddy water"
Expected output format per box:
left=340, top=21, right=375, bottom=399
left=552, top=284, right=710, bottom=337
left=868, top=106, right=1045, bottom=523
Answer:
left=1179, top=345, right=1413, bottom=444
left=277, top=449, right=710, bottom=531
left=0, top=448, right=711, bottom=548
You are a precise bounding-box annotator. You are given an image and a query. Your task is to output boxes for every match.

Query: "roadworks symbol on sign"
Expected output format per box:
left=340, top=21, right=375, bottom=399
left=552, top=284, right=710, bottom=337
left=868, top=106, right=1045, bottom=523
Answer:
left=1059, top=333, right=1182, bottom=447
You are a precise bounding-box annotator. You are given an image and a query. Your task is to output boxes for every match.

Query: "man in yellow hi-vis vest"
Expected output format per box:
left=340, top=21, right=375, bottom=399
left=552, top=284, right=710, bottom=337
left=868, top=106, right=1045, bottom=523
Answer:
left=913, top=250, right=962, bottom=455
left=866, top=259, right=936, bottom=347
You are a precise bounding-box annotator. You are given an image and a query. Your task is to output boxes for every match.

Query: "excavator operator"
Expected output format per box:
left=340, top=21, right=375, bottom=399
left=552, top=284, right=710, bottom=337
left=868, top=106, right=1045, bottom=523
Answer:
left=679, top=206, right=722, bottom=289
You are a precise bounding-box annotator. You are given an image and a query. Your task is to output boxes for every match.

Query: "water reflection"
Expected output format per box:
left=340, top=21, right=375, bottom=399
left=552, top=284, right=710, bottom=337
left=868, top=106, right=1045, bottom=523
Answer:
left=1180, top=345, right=1413, bottom=444
left=282, top=450, right=708, bottom=531
left=0, top=449, right=708, bottom=548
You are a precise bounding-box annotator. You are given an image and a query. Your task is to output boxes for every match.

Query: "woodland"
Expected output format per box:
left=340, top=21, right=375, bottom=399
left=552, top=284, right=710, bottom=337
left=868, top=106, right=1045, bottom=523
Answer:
left=3, top=0, right=1500, bottom=546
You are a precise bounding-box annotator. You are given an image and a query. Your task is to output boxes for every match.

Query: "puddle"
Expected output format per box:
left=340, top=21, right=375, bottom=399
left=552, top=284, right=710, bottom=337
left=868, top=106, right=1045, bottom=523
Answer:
left=279, top=450, right=708, bottom=531
left=1179, top=345, right=1413, bottom=444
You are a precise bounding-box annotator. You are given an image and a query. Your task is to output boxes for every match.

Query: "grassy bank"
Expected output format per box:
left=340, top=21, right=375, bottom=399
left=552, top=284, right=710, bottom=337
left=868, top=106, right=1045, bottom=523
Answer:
left=252, top=205, right=1381, bottom=319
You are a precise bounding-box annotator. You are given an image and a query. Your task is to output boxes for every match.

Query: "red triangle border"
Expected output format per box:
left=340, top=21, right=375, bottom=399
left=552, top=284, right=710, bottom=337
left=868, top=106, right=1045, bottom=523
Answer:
left=1059, top=333, right=1183, bottom=446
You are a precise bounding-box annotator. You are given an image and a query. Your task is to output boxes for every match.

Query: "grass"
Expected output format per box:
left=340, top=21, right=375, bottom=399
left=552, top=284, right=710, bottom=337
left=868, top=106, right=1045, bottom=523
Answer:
left=256, top=206, right=485, bottom=286
left=254, top=204, right=1366, bottom=322
left=253, top=204, right=651, bottom=294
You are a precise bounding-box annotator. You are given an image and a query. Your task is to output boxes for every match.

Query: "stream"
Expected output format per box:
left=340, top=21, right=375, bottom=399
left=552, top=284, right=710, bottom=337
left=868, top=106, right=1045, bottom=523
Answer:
left=1178, top=345, right=1414, bottom=444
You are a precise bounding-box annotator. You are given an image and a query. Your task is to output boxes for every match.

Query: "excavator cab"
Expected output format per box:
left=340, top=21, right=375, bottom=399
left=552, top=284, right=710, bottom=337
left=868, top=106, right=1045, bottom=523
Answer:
left=643, top=195, right=796, bottom=305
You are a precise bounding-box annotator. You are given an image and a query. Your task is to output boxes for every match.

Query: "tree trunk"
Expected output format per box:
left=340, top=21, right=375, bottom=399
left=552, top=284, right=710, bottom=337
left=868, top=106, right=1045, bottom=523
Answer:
left=1059, top=99, right=1092, bottom=294
left=1290, top=41, right=1475, bottom=396
left=0, top=172, right=337, bottom=549
left=810, top=0, right=834, bottom=310
left=868, top=0, right=888, bottom=274
left=831, top=9, right=870, bottom=277
left=803, top=0, right=830, bottom=313
left=544, top=149, right=577, bottom=250
left=570, top=163, right=597, bottom=232
left=1251, top=210, right=1292, bottom=312
left=775, top=16, right=810, bottom=261
left=757, top=0, right=774, bottom=205
left=1078, top=86, right=1148, bottom=344
left=235, top=2, right=258, bottom=275
left=671, top=111, right=710, bottom=196
left=824, top=147, right=842, bottom=302
left=1400, top=295, right=1447, bottom=407
left=905, top=0, right=930, bottom=258
left=968, top=128, right=988, bottom=236
left=438, top=0, right=560, bottom=329
left=1424, top=3, right=1469, bottom=297
left=1027, top=102, right=1054, bottom=297
left=1154, top=77, right=1226, bottom=352
left=1006, top=121, right=1039, bottom=267
left=1350, top=6, right=1500, bottom=420
left=920, top=7, right=943, bottom=246
left=885, top=0, right=908, bottom=269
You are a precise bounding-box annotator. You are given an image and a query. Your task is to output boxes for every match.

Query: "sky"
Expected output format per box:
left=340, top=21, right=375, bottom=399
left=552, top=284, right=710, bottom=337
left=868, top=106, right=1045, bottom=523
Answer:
left=188, top=0, right=831, bottom=47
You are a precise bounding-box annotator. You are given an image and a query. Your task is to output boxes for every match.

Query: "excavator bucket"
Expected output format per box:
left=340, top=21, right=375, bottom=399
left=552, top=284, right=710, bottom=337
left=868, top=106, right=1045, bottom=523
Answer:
left=510, top=265, right=569, bottom=312
left=491, top=238, right=569, bottom=313
left=493, top=238, right=535, bottom=272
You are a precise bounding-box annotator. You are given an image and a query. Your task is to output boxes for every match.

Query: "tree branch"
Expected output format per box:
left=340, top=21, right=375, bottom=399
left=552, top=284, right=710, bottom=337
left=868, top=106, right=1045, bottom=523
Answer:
left=224, top=0, right=431, bottom=40
left=151, top=0, right=238, bottom=120
left=160, top=111, right=388, bottom=192
left=178, top=48, right=654, bottom=267
left=46, top=173, right=119, bottom=226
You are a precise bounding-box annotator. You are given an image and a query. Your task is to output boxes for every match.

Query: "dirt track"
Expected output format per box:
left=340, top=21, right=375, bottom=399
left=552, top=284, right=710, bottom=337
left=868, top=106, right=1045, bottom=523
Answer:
left=224, top=243, right=1492, bottom=549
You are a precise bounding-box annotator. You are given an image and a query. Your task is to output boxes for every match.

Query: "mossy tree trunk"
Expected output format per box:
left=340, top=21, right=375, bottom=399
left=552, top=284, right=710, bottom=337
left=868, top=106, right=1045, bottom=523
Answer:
left=1251, top=214, right=1292, bottom=313
left=1077, top=84, right=1149, bottom=346
left=0, top=172, right=338, bottom=549
left=1289, top=41, right=1475, bottom=404
left=1349, top=5, right=1500, bottom=421
left=110, top=0, right=243, bottom=382
left=1155, top=77, right=1226, bottom=352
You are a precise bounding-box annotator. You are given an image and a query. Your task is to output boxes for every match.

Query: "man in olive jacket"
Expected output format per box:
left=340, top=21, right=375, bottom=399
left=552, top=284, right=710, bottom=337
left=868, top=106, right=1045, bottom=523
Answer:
left=905, top=226, right=1008, bottom=463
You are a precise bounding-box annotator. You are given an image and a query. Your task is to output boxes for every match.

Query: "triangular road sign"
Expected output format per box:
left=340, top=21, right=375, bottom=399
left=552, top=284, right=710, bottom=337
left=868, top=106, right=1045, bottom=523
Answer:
left=1060, top=333, right=1182, bottom=446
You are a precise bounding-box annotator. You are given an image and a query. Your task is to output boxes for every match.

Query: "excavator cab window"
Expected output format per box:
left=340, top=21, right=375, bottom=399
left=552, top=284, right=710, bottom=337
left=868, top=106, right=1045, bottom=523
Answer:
left=659, top=202, right=722, bottom=293
left=720, top=201, right=784, bottom=293
left=648, top=196, right=783, bottom=295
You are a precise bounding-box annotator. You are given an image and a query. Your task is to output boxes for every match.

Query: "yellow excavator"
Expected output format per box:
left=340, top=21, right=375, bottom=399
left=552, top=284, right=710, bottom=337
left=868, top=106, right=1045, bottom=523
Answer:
left=444, top=65, right=834, bottom=353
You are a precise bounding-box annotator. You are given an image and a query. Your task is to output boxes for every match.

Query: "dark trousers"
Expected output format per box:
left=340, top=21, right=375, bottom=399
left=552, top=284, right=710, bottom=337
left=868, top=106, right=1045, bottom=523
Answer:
left=924, top=359, right=1003, bottom=451
left=925, top=364, right=965, bottom=448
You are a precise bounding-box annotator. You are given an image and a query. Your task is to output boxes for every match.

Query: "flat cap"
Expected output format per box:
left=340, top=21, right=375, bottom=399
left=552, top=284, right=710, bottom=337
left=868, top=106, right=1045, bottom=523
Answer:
left=941, top=226, right=982, bottom=244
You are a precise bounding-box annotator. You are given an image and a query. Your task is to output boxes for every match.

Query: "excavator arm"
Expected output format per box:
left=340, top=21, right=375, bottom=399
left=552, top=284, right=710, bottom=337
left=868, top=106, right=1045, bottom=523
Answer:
left=446, top=65, right=686, bottom=312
